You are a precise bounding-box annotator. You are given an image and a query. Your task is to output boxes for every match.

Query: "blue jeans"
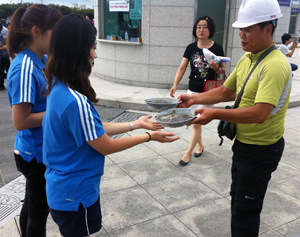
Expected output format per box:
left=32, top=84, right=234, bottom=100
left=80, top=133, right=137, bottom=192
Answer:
left=230, top=137, right=284, bottom=237
left=14, top=154, right=49, bottom=237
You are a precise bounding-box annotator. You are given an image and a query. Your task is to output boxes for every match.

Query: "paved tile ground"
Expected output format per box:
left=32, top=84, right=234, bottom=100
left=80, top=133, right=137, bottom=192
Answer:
left=1, top=50, right=300, bottom=236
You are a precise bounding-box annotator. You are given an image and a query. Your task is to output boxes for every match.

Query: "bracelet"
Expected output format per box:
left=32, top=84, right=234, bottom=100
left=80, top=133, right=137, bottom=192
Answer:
left=129, top=122, right=134, bottom=131
left=145, top=132, right=151, bottom=142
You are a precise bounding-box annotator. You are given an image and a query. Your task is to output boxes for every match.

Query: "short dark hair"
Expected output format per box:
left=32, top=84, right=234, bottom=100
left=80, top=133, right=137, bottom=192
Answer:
left=7, top=4, right=62, bottom=58
left=192, top=16, right=216, bottom=39
left=86, top=12, right=93, bottom=20
left=281, top=33, right=291, bottom=44
left=258, top=20, right=277, bottom=36
left=46, top=14, right=98, bottom=103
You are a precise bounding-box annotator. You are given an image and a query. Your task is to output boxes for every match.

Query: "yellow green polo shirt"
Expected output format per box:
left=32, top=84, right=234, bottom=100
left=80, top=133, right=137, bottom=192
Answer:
left=224, top=44, right=292, bottom=145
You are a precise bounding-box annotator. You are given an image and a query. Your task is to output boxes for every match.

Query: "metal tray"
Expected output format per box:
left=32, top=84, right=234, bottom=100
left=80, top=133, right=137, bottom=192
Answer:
left=155, top=108, right=197, bottom=128
left=145, top=98, right=181, bottom=111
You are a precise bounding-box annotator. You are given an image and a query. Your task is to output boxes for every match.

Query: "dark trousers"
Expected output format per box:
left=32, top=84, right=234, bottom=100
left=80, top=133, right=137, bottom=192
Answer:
left=230, top=137, right=284, bottom=237
left=14, top=154, right=49, bottom=237
left=0, top=56, right=10, bottom=86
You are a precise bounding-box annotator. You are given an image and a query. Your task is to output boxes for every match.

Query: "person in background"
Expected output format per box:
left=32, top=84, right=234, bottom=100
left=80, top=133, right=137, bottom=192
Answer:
left=0, top=22, right=9, bottom=90
left=86, top=12, right=94, bottom=25
left=1, top=19, right=7, bottom=27
left=178, top=0, right=291, bottom=236
left=43, top=14, right=179, bottom=237
left=279, top=33, right=298, bottom=71
left=6, top=4, right=62, bottom=237
left=170, top=16, right=226, bottom=165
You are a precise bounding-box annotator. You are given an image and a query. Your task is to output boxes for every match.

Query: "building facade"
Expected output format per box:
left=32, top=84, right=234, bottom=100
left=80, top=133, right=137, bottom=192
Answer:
left=93, top=0, right=299, bottom=89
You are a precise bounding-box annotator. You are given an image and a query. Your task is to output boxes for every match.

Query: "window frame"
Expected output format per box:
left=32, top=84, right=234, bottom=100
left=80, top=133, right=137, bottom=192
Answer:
left=97, top=0, right=142, bottom=44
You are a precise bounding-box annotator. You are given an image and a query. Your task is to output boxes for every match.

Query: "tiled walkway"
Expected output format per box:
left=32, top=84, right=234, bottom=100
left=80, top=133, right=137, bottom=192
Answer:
left=1, top=52, right=300, bottom=236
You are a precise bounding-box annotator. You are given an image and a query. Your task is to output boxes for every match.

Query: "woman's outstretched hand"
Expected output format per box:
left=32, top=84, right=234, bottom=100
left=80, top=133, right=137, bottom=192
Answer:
left=135, top=115, right=164, bottom=131
left=150, top=131, right=180, bottom=143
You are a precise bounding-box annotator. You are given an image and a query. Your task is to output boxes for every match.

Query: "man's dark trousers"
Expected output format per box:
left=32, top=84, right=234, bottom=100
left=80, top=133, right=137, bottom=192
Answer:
left=230, top=137, right=284, bottom=237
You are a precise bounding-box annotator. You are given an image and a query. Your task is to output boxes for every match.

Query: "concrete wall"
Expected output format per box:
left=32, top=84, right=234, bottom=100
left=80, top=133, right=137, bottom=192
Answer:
left=274, top=6, right=291, bottom=43
left=295, top=15, right=300, bottom=36
left=223, top=0, right=243, bottom=74
left=294, top=11, right=300, bottom=37
left=94, top=0, right=195, bottom=89
left=292, top=3, right=300, bottom=37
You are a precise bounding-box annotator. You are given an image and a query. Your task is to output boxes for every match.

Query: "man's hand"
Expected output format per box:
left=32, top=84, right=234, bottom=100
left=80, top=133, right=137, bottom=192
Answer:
left=188, top=103, right=274, bottom=126
left=177, top=94, right=194, bottom=108
left=187, top=108, right=214, bottom=125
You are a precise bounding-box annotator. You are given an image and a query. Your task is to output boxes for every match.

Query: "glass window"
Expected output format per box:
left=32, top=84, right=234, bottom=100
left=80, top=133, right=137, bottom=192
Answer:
left=197, top=0, right=228, bottom=47
left=289, top=13, right=298, bottom=35
left=103, top=0, right=142, bottom=42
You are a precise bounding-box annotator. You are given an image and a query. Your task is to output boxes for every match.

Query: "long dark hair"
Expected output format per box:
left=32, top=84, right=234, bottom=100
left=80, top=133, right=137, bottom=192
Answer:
left=7, top=4, right=62, bottom=58
left=46, top=14, right=98, bottom=103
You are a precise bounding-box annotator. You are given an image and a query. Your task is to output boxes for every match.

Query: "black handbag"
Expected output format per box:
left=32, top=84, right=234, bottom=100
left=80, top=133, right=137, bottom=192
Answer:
left=217, top=46, right=277, bottom=146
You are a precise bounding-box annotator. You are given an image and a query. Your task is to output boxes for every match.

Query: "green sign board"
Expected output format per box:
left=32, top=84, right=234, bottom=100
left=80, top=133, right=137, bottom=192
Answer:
left=130, top=9, right=141, bottom=20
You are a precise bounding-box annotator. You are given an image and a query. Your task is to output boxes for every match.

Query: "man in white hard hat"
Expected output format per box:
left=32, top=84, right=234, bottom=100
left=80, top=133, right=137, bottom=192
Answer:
left=178, top=0, right=292, bottom=236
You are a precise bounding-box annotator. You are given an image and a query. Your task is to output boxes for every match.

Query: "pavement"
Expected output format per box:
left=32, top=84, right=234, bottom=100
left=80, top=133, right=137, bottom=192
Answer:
left=1, top=54, right=300, bottom=236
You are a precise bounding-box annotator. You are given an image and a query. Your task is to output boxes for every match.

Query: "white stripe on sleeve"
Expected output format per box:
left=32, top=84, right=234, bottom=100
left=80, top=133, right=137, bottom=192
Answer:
left=69, top=88, right=89, bottom=141
left=69, top=89, right=98, bottom=141
left=77, top=93, right=94, bottom=140
left=20, top=55, right=27, bottom=102
left=24, top=57, right=31, bottom=102
left=85, top=96, right=97, bottom=139
left=28, top=60, right=33, bottom=102
left=20, top=55, right=34, bottom=103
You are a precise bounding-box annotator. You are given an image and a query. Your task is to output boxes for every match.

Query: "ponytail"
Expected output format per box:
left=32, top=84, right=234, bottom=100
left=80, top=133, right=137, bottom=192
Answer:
left=7, top=7, right=27, bottom=58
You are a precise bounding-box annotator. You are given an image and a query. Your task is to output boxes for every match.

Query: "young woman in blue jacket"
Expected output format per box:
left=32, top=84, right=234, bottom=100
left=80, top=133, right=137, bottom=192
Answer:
left=43, top=14, right=179, bottom=237
left=6, top=4, right=62, bottom=237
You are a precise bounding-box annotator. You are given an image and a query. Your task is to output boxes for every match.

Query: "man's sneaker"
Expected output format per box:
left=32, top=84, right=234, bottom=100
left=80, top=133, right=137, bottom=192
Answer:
left=0, top=85, right=5, bottom=90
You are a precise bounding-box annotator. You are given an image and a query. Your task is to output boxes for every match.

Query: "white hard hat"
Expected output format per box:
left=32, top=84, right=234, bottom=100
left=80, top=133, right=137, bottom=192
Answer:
left=232, top=0, right=282, bottom=28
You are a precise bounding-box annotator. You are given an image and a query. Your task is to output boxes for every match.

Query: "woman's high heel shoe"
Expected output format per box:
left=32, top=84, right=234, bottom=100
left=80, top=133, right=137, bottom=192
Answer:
left=194, top=148, right=204, bottom=157
left=179, top=155, right=191, bottom=165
